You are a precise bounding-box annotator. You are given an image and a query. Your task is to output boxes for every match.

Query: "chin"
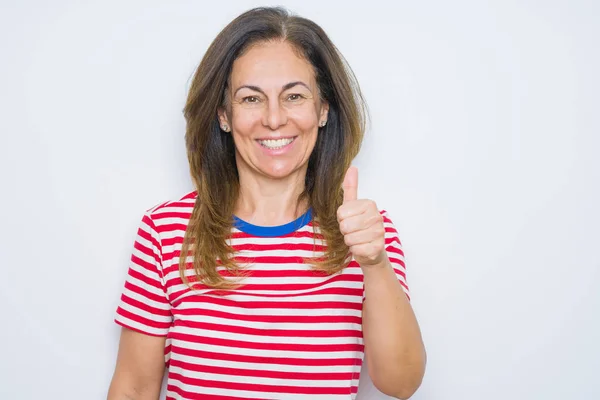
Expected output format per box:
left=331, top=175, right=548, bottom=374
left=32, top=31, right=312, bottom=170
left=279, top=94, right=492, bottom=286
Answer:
left=260, top=163, right=303, bottom=180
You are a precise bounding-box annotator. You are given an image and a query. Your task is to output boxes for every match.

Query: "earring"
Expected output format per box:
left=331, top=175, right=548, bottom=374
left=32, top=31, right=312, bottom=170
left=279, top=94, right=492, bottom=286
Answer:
left=319, top=121, right=327, bottom=127
left=222, top=124, right=229, bottom=132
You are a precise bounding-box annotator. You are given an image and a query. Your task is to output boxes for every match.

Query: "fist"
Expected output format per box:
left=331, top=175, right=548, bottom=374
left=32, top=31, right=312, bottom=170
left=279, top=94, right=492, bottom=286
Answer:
left=337, top=166, right=387, bottom=267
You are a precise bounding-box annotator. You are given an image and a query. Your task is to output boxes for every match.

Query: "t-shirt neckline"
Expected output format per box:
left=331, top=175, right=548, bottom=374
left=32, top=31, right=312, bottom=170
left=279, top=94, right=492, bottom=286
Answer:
left=233, top=208, right=312, bottom=237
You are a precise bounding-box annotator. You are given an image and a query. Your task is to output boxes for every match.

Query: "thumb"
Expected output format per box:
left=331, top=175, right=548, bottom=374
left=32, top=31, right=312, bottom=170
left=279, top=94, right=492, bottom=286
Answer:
left=342, top=166, right=358, bottom=203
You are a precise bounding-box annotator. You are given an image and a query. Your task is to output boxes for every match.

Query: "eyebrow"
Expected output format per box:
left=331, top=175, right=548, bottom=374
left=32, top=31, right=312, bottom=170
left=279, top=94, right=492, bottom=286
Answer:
left=233, top=81, right=311, bottom=97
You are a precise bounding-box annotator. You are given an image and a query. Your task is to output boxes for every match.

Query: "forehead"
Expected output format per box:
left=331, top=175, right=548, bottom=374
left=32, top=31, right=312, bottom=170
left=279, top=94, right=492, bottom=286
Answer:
left=230, top=40, right=317, bottom=89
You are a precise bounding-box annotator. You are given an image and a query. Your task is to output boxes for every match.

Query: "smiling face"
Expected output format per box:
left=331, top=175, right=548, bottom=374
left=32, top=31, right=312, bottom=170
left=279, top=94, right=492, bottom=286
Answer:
left=218, top=40, right=329, bottom=181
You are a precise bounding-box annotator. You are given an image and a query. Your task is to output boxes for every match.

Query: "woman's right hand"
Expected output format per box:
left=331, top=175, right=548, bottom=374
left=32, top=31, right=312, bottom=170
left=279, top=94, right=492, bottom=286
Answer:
left=107, top=328, right=166, bottom=400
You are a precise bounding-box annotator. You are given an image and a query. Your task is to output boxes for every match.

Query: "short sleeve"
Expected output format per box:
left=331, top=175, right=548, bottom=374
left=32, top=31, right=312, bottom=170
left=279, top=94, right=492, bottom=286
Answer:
left=115, top=212, right=173, bottom=336
left=382, top=210, right=410, bottom=300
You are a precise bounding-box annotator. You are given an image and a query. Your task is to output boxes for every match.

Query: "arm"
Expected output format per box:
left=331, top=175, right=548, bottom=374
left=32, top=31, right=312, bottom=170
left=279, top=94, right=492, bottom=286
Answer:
left=338, top=167, right=426, bottom=399
left=362, top=259, right=426, bottom=399
left=107, top=328, right=166, bottom=400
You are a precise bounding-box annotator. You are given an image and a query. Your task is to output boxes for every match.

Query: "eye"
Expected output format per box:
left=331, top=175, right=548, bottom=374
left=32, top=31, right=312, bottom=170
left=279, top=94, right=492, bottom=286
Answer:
left=242, top=96, right=260, bottom=103
left=287, top=93, right=303, bottom=101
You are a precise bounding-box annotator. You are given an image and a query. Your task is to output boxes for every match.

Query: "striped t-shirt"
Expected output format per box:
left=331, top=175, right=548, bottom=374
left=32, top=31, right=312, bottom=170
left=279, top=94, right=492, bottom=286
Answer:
left=115, top=191, right=409, bottom=400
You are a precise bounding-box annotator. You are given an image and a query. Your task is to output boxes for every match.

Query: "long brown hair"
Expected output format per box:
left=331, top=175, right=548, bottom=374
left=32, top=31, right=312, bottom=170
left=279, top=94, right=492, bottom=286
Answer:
left=181, top=7, right=367, bottom=288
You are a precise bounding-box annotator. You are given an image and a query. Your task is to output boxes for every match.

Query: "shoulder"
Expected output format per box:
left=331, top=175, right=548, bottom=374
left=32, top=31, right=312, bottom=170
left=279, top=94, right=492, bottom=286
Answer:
left=378, top=208, right=402, bottom=240
left=377, top=208, right=396, bottom=225
left=145, top=190, right=197, bottom=217
left=379, top=209, right=392, bottom=220
left=141, top=190, right=198, bottom=233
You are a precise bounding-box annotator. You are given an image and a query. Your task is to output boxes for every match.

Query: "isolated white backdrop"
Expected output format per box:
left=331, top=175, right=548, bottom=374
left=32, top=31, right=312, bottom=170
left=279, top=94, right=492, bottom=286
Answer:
left=1, top=0, right=598, bottom=399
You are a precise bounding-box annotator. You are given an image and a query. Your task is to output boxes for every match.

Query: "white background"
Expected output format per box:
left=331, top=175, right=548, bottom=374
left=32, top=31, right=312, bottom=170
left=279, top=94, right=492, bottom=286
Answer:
left=1, top=0, right=598, bottom=399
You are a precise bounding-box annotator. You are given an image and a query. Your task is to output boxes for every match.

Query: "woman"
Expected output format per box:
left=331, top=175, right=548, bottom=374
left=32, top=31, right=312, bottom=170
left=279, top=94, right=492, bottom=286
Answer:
left=108, top=7, right=425, bottom=400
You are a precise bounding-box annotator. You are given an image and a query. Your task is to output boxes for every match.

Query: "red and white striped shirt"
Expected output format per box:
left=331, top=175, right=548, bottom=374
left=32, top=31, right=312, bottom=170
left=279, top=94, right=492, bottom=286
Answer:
left=115, top=191, right=409, bottom=400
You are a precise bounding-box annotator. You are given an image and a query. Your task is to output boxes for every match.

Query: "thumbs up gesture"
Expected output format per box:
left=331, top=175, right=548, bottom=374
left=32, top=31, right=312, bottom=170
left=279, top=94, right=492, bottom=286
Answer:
left=337, top=166, right=387, bottom=268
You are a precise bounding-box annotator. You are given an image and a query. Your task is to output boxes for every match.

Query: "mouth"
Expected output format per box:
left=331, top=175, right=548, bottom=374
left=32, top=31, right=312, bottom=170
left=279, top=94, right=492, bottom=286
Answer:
left=256, top=136, right=297, bottom=150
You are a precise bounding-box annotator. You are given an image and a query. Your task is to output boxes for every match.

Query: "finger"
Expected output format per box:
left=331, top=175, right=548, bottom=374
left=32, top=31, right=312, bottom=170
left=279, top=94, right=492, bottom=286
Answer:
left=342, top=166, right=358, bottom=203
left=339, top=211, right=383, bottom=235
left=337, top=199, right=377, bottom=222
left=349, top=243, right=387, bottom=265
left=343, top=229, right=384, bottom=247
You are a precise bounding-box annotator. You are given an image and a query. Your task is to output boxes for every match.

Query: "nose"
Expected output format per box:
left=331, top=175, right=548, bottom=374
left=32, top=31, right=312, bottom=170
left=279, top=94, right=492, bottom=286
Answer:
left=263, top=98, right=288, bottom=130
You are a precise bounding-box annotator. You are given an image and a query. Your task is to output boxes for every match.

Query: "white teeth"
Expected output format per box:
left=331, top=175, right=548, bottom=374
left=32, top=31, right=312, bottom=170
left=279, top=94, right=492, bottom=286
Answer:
left=258, top=138, right=294, bottom=149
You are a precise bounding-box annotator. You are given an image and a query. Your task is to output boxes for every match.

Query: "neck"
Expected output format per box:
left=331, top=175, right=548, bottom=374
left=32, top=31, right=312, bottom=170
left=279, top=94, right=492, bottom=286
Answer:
left=235, top=164, right=309, bottom=227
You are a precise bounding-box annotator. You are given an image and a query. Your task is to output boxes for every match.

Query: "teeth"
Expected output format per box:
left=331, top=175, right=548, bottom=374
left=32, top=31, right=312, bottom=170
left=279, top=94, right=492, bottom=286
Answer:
left=258, top=138, right=294, bottom=149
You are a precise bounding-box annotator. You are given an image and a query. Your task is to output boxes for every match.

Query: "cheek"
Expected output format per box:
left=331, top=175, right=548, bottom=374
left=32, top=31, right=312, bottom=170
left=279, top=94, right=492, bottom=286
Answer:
left=287, top=106, right=320, bottom=130
left=230, top=109, right=263, bottom=137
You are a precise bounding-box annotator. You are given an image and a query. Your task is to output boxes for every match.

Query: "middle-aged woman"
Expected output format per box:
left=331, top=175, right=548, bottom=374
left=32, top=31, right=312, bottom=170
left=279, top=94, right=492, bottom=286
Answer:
left=108, top=6, right=426, bottom=400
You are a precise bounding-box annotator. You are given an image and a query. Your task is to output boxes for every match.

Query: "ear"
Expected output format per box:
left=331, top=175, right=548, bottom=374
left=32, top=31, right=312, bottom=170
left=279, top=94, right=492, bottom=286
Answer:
left=319, top=101, right=329, bottom=123
left=217, top=107, right=231, bottom=131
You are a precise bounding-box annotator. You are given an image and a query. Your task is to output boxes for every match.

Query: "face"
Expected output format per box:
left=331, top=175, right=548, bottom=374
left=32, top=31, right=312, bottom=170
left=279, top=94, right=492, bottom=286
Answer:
left=218, top=40, right=329, bottom=181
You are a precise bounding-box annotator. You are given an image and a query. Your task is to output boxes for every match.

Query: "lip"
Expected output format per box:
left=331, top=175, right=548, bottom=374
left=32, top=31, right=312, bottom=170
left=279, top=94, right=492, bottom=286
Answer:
left=255, top=135, right=297, bottom=141
left=255, top=136, right=297, bottom=155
